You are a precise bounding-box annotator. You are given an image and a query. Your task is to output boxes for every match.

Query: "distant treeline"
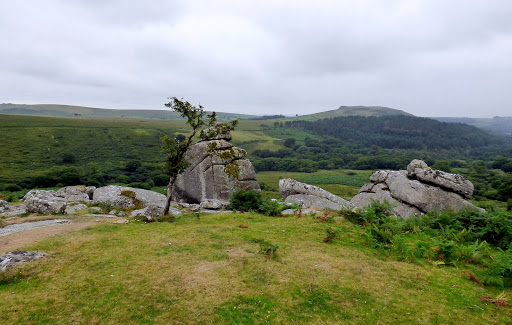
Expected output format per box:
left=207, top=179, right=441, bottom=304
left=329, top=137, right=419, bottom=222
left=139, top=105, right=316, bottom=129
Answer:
left=250, top=115, right=512, bottom=173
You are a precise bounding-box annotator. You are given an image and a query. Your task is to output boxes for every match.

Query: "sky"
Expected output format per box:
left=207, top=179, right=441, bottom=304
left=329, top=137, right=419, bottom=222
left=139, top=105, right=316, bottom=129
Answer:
left=1, top=1, right=511, bottom=117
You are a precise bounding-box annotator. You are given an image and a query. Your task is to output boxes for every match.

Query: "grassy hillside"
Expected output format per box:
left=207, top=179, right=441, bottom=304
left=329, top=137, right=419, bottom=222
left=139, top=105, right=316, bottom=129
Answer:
left=0, top=212, right=510, bottom=324
left=302, top=105, right=413, bottom=120
left=0, top=103, right=254, bottom=120
left=0, top=115, right=291, bottom=185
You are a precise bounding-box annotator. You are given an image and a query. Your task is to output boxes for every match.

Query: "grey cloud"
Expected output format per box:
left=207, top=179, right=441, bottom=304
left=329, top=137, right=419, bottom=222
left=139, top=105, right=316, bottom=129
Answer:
left=1, top=0, right=511, bottom=117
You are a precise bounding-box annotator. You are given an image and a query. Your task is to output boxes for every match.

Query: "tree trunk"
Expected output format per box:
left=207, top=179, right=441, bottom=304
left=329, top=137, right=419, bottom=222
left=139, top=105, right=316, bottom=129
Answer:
left=163, top=174, right=178, bottom=216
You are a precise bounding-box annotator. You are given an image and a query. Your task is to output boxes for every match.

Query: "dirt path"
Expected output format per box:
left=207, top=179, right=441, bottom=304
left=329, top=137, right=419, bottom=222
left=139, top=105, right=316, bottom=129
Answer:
left=0, top=217, right=127, bottom=253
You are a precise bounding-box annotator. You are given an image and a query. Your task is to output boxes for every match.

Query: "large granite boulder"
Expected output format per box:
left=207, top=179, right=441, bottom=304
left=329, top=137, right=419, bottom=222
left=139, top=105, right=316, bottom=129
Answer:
left=55, top=186, right=96, bottom=203
left=351, top=160, right=481, bottom=219
left=407, top=161, right=474, bottom=198
left=351, top=183, right=422, bottom=218
left=172, top=137, right=260, bottom=203
left=93, top=186, right=166, bottom=209
left=0, top=251, right=47, bottom=271
left=279, top=178, right=352, bottom=210
left=23, top=190, right=67, bottom=214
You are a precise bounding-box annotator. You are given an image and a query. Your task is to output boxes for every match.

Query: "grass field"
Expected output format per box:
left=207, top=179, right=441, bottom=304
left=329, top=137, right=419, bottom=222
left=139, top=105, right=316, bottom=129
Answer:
left=256, top=170, right=372, bottom=200
left=0, top=212, right=510, bottom=324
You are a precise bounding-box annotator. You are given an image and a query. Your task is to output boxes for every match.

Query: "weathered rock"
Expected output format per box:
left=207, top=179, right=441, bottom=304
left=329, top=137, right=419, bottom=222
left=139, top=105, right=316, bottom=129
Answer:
left=201, top=123, right=233, bottom=141
left=414, top=169, right=474, bottom=198
left=131, top=205, right=181, bottom=221
left=351, top=184, right=422, bottom=219
left=407, top=159, right=429, bottom=177
left=200, top=199, right=229, bottom=210
left=173, top=139, right=260, bottom=203
left=369, top=170, right=390, bottom=184
left=93, top=186, right=166, bottom=209
left=384, top=171, right=478, bottom=213
left=64, top=203, right=88, bottom=215
left=285, top=194, right=347, bottom=211
left=108, top=209, right=127, bottom=217
left=23, top=189, right=56, bottom=202
left=174, top=202, right=201, bottom=212
left=0, top=204, right=27, bottom=217
left=0, top=251, right=47, bottom=271
left=352, top=159, right=481, bottom=217
left=0, top=200, right=10, bottom=213
left=55, top=186, right=96, bottom=202
left=279, top=178, right=352, bottom=208
left=24, top=190, right=67, bottom=214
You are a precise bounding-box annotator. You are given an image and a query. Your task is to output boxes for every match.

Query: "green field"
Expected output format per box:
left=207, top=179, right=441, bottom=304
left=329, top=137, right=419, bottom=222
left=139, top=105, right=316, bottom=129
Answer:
left=256, top=170, right=372, bottom=200
left=1, top=212, right=511, bottom=324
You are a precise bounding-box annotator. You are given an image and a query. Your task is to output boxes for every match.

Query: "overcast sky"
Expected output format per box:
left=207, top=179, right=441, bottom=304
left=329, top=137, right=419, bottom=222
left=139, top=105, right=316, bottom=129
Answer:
left=1, top=1, right=511, bottom=117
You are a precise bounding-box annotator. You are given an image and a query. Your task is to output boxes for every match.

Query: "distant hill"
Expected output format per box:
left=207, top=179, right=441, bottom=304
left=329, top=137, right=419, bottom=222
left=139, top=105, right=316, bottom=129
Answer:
left=0, top=103, right=255, bottom=121
left=302, top=106, right=413, bottom=120
left=433, top=116, right=512, bottom=136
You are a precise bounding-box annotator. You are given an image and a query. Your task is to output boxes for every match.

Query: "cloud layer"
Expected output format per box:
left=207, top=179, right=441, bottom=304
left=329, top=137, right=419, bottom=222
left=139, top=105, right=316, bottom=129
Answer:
left=1, top=0, right=511, bottom=117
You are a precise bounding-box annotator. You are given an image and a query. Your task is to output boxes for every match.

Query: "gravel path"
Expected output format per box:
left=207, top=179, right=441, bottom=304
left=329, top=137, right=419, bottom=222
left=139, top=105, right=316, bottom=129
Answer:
left=0, top=219, right=70, bottom=237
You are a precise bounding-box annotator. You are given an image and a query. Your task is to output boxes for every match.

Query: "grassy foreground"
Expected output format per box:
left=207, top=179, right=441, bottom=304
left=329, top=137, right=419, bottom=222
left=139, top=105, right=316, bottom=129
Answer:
left=1, top=213, right=511, bottom=324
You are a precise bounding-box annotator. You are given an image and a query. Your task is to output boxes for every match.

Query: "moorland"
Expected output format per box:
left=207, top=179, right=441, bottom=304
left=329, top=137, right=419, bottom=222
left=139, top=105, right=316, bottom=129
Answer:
left=1, top=105, right=512, bottom=323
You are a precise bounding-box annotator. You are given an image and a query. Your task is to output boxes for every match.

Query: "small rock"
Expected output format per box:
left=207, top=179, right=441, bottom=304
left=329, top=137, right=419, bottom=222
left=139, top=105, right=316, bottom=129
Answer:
left=200, top=199, right=229, bottom=210
left=64, top=204, right=88, bottom=215
left=407, top=159, right=429, bottom=178
left=0, top=200, right=11, bottom=213
left=0, top=204, right=27, bottom=218
left=0, top=251, right=47, bottom=271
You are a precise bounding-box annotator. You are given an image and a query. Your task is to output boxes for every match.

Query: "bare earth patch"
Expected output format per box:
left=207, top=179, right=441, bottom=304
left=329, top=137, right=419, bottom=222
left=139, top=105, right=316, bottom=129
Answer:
left=0, top=216, right=127, bottom=253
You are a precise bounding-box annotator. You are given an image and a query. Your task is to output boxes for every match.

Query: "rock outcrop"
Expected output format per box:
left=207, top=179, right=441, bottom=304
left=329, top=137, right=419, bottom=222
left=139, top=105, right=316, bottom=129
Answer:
left=351, top=160, right=481, bottom=218
left=0, top=200, right=10, bottom=213
left=279, top=178, right=352, bottom=210
left=0, top=251, right=47, bottom=271
left=172, top=129, right=260, bottom=203
left=93, top=185, right=167, bottom=209
left=23, top=190, right=67, bottom=214
left=55, top=186, right=96, bottom=203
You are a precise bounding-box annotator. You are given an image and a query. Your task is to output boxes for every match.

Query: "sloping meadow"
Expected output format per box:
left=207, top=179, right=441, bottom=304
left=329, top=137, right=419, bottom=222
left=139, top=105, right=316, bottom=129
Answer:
left=0, top=211, right=511, bottom=324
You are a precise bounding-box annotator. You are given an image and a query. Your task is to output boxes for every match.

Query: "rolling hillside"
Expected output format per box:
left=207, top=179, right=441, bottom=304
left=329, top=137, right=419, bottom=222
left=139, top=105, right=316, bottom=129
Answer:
left=302, top=105, right=413, bottom=120
left=0, top=103, right=254, bottom=120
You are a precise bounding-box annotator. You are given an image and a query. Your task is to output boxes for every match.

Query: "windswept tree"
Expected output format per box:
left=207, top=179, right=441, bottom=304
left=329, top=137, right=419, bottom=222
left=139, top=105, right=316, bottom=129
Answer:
left=161, top=97, right=238, bottom=215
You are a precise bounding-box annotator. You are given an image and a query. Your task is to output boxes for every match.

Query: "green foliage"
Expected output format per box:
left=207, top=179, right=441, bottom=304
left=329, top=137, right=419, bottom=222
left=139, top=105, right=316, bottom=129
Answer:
left=254, top=239, right=280, bottom=260
left=128, top=182, right=152, bottom=190
left=432, top=160, right=452, bottom=173
left=161, top=97, right=239, bottom=215
left=324, top=226, right=342, bottom=243
left=344, top=202, right=512, bottom=287
left=4, top=184, right=22, bottom=192
left=228, top=190, right=262, bottom=212
left=258, top=199, right=285, bottom=217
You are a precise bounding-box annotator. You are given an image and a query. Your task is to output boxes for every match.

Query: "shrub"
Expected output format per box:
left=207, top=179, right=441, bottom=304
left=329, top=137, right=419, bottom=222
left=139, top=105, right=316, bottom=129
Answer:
left=258, top=199, right=284, bottom=217
left=61, top=153, right=76, bottom=164
left=324, top=226, right=342, bottom=243
left=314, top=210, right=335, bottom=223
left=228, top=190, right=262, bottom=212
left=254, top=239, right=280, bottom=260
left=5, top=184, right=22, bottom=192
left=153, top=174, right=169, bottom=186
left=128, top=182, right=152, bottom=190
